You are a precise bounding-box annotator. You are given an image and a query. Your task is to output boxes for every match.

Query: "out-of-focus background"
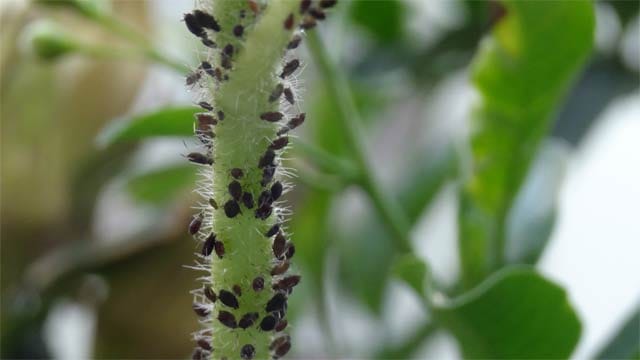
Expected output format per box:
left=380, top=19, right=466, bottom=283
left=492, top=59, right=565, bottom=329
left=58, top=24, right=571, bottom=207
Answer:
left=1, top=0, right=638, bottom=359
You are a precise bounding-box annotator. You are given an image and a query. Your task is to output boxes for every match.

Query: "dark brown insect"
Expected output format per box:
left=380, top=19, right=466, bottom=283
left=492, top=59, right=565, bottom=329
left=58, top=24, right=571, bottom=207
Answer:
left=204, top=285, right=217, bottom=303
left=300, top=0, right=312, bottom=14
left=196, top=338, right=212, bottom=351
left=260, top=111, right=284, bottom=122
left=188, top=214, right=203, bottom=235
left=184, top=13, right=205, bottom=37
left=248, top=0, right=259, bottom=14
left=319, top=0, right=337, bottom=8
left=258, top=149, right=276, bottom=168
left=232, top=284, right=242, bottom=297
left=284, top=13, right=294, bottom=30
left=273, top=232, right=287, bottom=258
left=201, top=37, right=217, bottom=48
left=285, top=243, right=296, bottom=259
left=261, top=165, right=276, bottom=186
left=194, top=10, right=221, bottom=32
left=191, top=347, right=204, bottom=360
left=213, top=67, right=223, bottom=81
left=186, top=71, right=201, bottom=86
left=259, top=315, right=277, bottom=331
left=223, top=43, right=234, bottom=57
left=300, top=17, right=317, bottom=30
left=229, top=180, right=242, bottom=201
left=280, top=59, right=300, bottom=79
left=288, top=113, right=306, bottom=130
left=275, top=319, right=288, bottom=332
left=257, top=190, right=273, bottom=208
left=255, top=203, right=273, bottom=220
left=202, top=233, right=216, bottom=256
left=239, top=9, right=246, bottom=18
left=271, top=260, right=290, bottom=276
left=233, top=24, right=244, bottom=37
left=273, top=275, right=301, bottom=291
left=274, top=339, right=291, bottom=357
left=200, top=61, right=216, bottom=77
left=238, top=312, right=259, bottom=329
left=269, top=84, right=284, bottom=102
left=217, top=310, right=237, bottom=328
left=269, top=137, right=289, bottom=150
left=242, top=192, right=255, bottom=209
left=240, top=344, right=256, bottom=360
left=230, top=168, right=244, bottom=179
left=193, top=303, right=210, bottom=317
left=218, top=289, right=239, bottom=309
left=188, top=152, right=213, bottom=165
left=283, top=88, right=295, bottom=105
left=198, top=101, right=214, bottom=111
left=265, top=223, right=280, bottom=237
left=195, top=113, right=217, bottom=132
left=287, top=35, right=302, bottom=50
left=252, top=276, right=264, bottom=292
left=209, top=198, right=218, bottom=209
left=217, top=110, right=225, bottom=121
left=309, top=8, right=326, bottom=20
left=271, top=181, right=283, bottom=201
left=221, top=54, right=233, bottom=70
left=266, top=293, right=287, bottom=313
left=224, top=200, right=241, bottom=218
left=214, top=239, right=225, bottom=258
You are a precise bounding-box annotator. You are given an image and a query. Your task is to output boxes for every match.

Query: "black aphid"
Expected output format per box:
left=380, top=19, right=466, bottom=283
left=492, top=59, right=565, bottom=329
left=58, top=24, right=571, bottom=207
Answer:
left=271, top=181, right=283, bottom=201
left=233, top=24, right=244, bottom=37
left=269, top=137, right=289, bottom=150
left=230, top=168, right=244, bottom=179
left=238, top=312, right=259, bottom=329
left=284, top=13, right=294, bottom=30
left=240, top=344, right=256, bottom=360
left=202, top=233, right=216, bottom=256
left=186, top=71, right=201, bottom=86
left=214, top=239, right=225, bottom=258
left=283, top=88, right=295, bottom=105
left=252, top=276, right=264, bottom=292
left=198, top=101, right=214, bottom=111
left=217, top=110, right=225, bottom=120
left=288, top=113, right=306, bottom=130
left=300, top=17, right=317, bottom=30
left=201, top=37, right=217, bottom=48
left=221, top=54, right=233, bottom=70
left=213, top=67, right=223, bottom=81
left=200, top=61, right=215, bottom=77
left=280, top=59, right=300, bottom=79
left=257, top=190, right=273, bottom=207
left=260, top=111, right=284, bottom=122
left=209, top=198, right=219, bottom=209
left=184, top=13, right=205, bottom=37
left=300, top=0, right=312, bottom=13
left=232, top=284, right=242, bottom=297
left=188, top=152, right=213, bottom=166
left=229, top=180, right=242, bottom=201
left=196, top=338, right=212, bottom=351
left=242, top=192, right=255, bottom=209
left=274, top=275, right=301, bottom=291
left=266, top=292, right=287, bottom=313
left=274, top=340, right=291, bottom=357
left=217, top=310, right=237, bottom=328
left=285, top=243, right=296, bottom=259
left=192, top=347, right=204, bottom=360
left=224, top=200, right=241, bottom=218
left=255, top=204, right=273, bottom=220
left=258, top=149, right=276, bottom=168
left=270, top=335, right=290, bottom=351
left=194, top=9, right=221, bottom=32
left=218, top=289, right=239, bottom=309
left=265, top=224, right=280, bottom=237
left=320, top=0, right=338, bottom=8
left=188, top=214, right=203, bottom=235
left=271, top=260, right=290, bottom=276
left=223, top=43, right=235, bottom=57
left=275, top=319, right=288, bottom=332
left=193, top=303, right=210, bottom=317
left=204, top=285, right=217, bottom=303
left=269, top=84, right=284, bottom=102
left=309, top=8, right=326, bottom=20
left=273, top=232, right=287, bottom=258
left=261, top=165, right=276, bottom=186
left=259, top=315, right=277, bottom=331
left=287, top=35, right=302, bottom=50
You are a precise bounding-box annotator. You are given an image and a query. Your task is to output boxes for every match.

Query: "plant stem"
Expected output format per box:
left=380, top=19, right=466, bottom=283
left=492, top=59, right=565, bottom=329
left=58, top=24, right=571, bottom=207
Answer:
left=306, top=32, right=413, bottom=254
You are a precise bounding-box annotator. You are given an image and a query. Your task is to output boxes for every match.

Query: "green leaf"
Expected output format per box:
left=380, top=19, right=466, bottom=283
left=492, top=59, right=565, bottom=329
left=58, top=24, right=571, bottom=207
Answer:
left=97, top=106, right=197, bottom=147
left=505, top=140, right=569, bottom=264
left=434, top=267, right=582, bottom=359
left=458, top=0, right=595, bottom=288
left=392, top=253, right=429, bottom=297
left=126, top=165, right=197, bottom=205
left=350, top=0, right=406, bottom=44
left=595, top=304, right=640, bottom=360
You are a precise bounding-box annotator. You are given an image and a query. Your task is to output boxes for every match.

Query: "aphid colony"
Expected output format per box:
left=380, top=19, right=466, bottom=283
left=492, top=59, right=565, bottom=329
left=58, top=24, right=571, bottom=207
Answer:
left=182, top=1, right=335, bottom=360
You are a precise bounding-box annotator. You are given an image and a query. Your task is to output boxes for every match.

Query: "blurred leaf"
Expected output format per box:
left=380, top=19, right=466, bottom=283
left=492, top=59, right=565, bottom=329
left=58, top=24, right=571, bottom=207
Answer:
left=595, top=304, right=640, bottom=360
left=97, top=106, right=197, bottom=147
left=392, top=253, right=428, bottom=297
left=350, top=0, right=406, bottom=44
left=126, top=165, right=197, bottom=205
left=434, top=267, right=581, bottom=359
left=505, top=140, right=569, bottom=264
left=458, top=0, right=594, bottom=288
left=26, top=21, right=79, bottom=61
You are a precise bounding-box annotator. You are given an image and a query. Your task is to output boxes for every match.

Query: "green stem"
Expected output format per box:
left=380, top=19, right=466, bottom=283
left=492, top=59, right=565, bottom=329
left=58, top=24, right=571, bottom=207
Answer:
left=306, top=32, right=413, bottom=254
